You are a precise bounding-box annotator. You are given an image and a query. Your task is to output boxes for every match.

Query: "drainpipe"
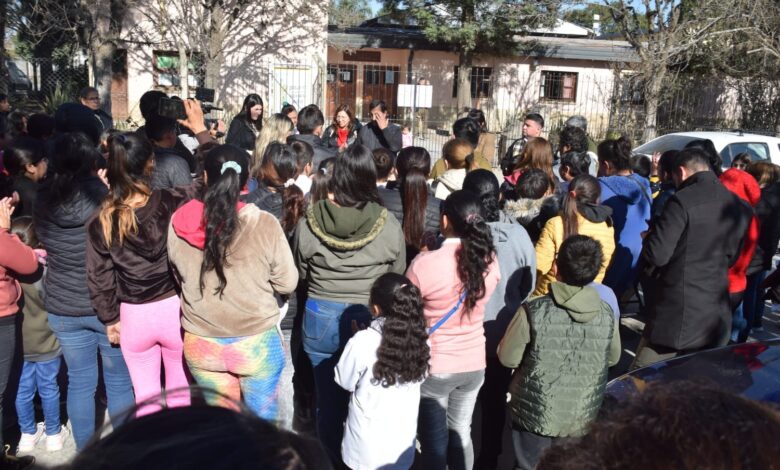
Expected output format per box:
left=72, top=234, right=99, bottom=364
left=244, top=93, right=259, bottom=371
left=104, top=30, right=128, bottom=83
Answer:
left=408, top=46, right=417, bottom=146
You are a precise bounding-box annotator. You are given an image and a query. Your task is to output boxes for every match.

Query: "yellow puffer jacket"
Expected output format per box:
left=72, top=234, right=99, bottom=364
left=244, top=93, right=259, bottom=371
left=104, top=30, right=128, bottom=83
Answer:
left=533, top=214, right=616, bottom=297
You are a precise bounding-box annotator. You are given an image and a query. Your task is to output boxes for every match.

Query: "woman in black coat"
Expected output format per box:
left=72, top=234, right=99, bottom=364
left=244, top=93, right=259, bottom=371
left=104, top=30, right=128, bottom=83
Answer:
left=226, top=94, right=264, bottom=152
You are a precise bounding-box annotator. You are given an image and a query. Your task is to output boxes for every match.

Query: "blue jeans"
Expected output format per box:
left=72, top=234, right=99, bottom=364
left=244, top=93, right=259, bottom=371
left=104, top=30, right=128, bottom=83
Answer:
left=47, top=314, right=135, bottom=449
left=737, top=271, right=767, bottom=342
left=418, top=369, right=486, bottom=470
left=15, top=357, right=62, bottom=435
left=302, top=298, right=371, bottom=462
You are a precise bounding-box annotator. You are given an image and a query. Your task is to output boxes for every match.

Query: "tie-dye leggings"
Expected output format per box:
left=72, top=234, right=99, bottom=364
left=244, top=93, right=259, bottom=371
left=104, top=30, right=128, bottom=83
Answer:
left=183, top=329, right=285, bottom=421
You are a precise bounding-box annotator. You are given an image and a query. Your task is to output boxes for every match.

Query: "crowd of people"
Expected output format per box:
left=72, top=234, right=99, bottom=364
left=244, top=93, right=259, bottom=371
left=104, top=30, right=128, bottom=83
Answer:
left=0, top=88, right=779, bottom=470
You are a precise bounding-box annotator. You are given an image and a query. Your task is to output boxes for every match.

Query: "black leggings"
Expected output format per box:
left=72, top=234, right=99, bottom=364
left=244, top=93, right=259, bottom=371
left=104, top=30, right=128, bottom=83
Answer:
left=0, top=314, right=18, bottom=448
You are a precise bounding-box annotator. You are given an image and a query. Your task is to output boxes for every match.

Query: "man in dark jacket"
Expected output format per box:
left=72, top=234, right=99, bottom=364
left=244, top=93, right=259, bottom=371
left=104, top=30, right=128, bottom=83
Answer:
left=145, top=116, right=193, bottom=190
left=287, top=105, right=336, bottom=169
left=356, top=99, right=402, bottom=154
left=79, top=86, right=113, bottom=132
left=635, top=149, right=752, bottom=368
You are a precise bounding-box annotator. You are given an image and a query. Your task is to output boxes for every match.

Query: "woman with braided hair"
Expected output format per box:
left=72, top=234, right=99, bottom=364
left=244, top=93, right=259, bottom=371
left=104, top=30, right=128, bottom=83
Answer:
left=335, top=272, right=429, bottom=469
left=406, top=190, right=500, bottom=470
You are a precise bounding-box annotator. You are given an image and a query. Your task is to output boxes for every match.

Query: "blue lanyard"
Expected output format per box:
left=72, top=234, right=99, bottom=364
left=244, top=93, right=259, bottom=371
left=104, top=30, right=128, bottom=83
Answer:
left=428, top=291, right=468, bottom=335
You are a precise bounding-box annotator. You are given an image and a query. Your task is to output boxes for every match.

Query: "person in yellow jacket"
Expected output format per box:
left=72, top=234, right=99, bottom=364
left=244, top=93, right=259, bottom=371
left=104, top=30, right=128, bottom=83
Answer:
left=534, top=174, right=616, bottom=297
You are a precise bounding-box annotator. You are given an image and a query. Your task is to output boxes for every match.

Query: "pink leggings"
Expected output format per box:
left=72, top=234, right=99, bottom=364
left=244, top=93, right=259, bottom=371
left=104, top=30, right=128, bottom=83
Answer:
left=120, top=295, right=190, bottom=414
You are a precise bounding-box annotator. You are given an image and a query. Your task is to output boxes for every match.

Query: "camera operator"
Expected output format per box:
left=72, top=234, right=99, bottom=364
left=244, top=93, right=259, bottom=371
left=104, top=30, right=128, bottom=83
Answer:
left=136, top=91, right=222, bottom=173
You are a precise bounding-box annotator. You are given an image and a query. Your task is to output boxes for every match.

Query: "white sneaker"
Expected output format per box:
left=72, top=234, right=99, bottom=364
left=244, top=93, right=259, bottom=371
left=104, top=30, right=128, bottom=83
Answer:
left=17, top=422, right=44, bottom=453
left=46, top=426, right=69, bottom=452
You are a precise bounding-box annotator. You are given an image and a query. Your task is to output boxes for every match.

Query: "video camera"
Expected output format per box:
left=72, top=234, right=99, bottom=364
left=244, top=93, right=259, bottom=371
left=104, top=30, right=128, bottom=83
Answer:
left=157, top=88, right=223, bottom=136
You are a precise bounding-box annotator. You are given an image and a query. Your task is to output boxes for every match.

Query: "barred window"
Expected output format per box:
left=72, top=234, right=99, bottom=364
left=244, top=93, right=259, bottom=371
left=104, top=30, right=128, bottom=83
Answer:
left=540, top=71, right=578, bottom=102
left=153, top=51, right=204, bottom=89
left=452, top=66, right=493, bottom=99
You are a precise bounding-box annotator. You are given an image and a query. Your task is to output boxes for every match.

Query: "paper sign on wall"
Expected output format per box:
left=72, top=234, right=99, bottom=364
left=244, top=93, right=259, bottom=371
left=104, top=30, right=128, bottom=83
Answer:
left=397, top=84, right=433, bottom=108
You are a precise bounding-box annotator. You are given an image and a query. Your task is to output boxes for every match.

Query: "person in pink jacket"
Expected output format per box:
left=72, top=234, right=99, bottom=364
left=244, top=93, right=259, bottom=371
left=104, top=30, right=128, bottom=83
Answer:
left=407, top=190, right=500, bottom=470
left=0, top=196, right=38, bottom=468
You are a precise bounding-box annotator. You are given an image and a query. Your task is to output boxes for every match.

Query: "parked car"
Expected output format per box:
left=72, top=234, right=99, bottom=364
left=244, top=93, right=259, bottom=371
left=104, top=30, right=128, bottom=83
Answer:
left=634, top=131, right=780, bottom=168
left=605, top=339, right=780, bottom=405
left=5, top=60, right=32, bottom=93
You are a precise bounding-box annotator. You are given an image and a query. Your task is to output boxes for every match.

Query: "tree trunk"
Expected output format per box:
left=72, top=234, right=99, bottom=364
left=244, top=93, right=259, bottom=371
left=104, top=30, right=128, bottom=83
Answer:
left=641, top=73, right=665, bottom=142
left=0, top=0, right=8, bottom=95
left=457, top=50, right=473, bottom=111
left=178, top=45, right=190, bottom=98
left=91, top=41, right=115, bottom=115
left=205, top=5, right=226, bottom=100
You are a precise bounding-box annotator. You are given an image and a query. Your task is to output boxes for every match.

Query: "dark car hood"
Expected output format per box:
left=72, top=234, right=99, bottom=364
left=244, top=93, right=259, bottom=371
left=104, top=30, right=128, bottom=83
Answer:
left=606, top=339, right=780, bottom=405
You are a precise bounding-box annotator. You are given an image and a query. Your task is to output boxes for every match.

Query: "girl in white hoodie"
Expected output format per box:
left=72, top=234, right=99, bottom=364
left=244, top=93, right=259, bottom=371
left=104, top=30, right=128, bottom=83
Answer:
left=335, top=273, right=430, bottom=469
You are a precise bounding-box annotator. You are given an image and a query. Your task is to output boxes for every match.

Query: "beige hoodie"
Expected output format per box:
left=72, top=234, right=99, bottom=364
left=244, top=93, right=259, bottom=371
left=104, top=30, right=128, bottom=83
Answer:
left=168, top=202, right=298, bottom=338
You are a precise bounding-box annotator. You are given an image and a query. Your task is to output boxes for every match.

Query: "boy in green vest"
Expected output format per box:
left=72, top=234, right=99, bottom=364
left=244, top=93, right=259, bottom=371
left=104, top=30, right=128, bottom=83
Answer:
left=498, top=235, right=621, bottom=470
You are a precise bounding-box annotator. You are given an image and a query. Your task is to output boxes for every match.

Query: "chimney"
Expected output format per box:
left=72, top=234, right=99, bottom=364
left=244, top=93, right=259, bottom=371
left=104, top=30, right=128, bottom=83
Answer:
left=593, top=14, right=601, bottom=37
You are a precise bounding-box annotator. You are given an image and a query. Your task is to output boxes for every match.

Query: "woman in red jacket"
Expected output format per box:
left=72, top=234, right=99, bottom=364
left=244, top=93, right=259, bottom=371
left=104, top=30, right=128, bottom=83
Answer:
left=719, top=168, right=761, bottom=342
left=0, top=196, right=38, bottom=467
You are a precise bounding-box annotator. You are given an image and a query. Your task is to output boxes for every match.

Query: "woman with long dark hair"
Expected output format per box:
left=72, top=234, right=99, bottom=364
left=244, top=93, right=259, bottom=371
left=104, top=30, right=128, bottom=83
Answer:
left=597, top=135, right=651, bottom=298
left=226, top=94, right=264, bottom=152
left=294, top=143, right=405, bottom=461
left=534, top=174, right=615, bottom=296
left=407, top=190, right=500, bottom=470
left=86, top=133, right=197, bottom=416
left=335, top=273, right=429, bottom=469
left=168, top=144, right=298, bottom=419
left=462, top=169, right=536, bottom=469
left=34, top=132, right=134, bottom=449
left=322, top=104, right=358, bottom=152
left=380, top=146, right=441, bottom=263
left=3, top=136, right=47, bottom=218
left=244, top=142, right=305, bottom=237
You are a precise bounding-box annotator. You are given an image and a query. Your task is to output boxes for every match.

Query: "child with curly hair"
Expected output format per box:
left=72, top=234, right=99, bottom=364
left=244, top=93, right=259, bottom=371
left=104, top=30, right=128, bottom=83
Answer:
left=335, top=273, right=430, bottom=469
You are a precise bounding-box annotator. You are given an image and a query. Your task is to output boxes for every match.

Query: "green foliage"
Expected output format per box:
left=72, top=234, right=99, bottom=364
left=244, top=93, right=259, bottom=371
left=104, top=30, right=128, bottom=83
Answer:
left=41, top=86, right=71, bottom=114
left=391, top=0, right=559, bottom=57
left=329, top=0, right=373, bottom=27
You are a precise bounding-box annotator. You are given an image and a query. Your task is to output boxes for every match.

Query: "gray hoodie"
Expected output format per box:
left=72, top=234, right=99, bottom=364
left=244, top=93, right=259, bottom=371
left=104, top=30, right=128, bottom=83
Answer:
left=484, top=220, right=536, bottom=357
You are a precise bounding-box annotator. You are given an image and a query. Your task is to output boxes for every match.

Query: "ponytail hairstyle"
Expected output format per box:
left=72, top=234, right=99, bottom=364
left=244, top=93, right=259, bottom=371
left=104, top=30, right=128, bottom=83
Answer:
left=396, top=146, right=432, bottom=247
left=562, top=174, right=601, bottom=240
left=258, top=142, right=305, bottom=233
left=597, top=135, right=633, bottom=173
left=3, top=136, right=45, bottom=177
left=441, top=190, right=496, bottom=313
left=200, top=144, right=250, bottom=297
left=442, top=138, right=475, bottom=171
left=369, top=273, right=429, bottom=387
left=99, top=133, right=154, bottom=246
left=309, top=157, right=335, bottom=204
left=462, top=169, right=501, bottom=222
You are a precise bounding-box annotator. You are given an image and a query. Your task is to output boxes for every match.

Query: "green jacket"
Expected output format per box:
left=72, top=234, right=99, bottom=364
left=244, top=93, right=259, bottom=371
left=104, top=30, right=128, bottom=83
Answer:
left=498, top=283, right=620, bottom=437
left=294, top=200, right=406, bottom=304
left=18, top=265, right=61, bottom=362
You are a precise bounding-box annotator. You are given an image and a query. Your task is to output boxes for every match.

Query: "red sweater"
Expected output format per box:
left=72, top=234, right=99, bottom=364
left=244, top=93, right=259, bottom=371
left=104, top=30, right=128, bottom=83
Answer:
left=0, top=228, right=38, bottom=317
left=720, top=169, right=761, bottom=294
